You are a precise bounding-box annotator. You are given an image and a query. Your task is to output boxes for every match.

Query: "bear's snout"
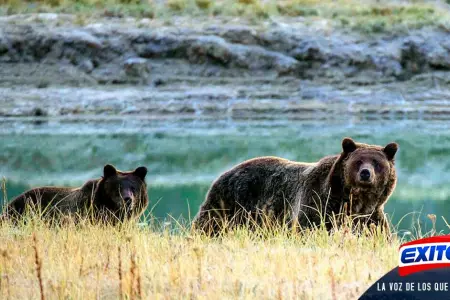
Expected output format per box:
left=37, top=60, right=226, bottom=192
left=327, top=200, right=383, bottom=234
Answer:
left=360, top=169, right=371, bottom=181
left=121, top=190, right=134, bottom=204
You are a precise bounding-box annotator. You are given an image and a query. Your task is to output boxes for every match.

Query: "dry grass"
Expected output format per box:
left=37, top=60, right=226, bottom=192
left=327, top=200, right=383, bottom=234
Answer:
left=0, top=179, right=443, bottom=299
left=0, top=215, right=401, bottom=300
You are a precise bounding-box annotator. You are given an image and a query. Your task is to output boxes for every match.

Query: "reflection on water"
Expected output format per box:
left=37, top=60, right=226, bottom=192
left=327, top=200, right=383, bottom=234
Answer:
left=0, top=117, right=449, bottom=234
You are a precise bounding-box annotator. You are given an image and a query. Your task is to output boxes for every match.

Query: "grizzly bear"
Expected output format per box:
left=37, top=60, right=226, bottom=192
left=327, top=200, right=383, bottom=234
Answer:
left=193, top=137, right=398, bottom=235
left=2, top=164, right=149, bottom=224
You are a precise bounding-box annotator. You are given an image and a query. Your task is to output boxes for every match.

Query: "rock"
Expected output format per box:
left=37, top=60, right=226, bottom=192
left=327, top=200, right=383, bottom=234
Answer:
left=0, top=33, right=8, bottom=55
left=152, top=78, right=166, bottom=87
left=91, top=65, right=127, bottom=84
left=290, top=41, right=327, bottom=63
left=400, top=38, right=429, bottom=78
left=78, top=59, right=94, bottom=73
left=31, top=107, right=48, bottom=116
left=59, top=29, right=103, bottom=49
left=134, top=34, right=187, bottom=58
left=139, top=18, right=152, bottom=26
left=32, top=13, right=59, bottom=21
left=427, top=43, right=450, bottom=70
left=120, top=106, right=139, bottom=114
left=258, top=28, right=299, bottom=53
left=186, top=36, right=233, bottom=65
left=123, top=57, right=149, bottom=77
left=186, top=36, right=301, bottom=75
left=375, top=57, right=403, bottom=78
left=207, top=25, right=259, bottom=46
left=36, top=80, right=50, bottom=89
left=2, top=16, right=450, bottom=83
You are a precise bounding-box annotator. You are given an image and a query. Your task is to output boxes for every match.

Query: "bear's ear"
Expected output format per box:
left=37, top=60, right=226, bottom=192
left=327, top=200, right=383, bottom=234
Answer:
left=383, top=143, right=398, bottom=160
left=342, top=137, right=357, bottom=154
left=133, top=166, right=147, bottom=180
left=103, top=164, right=118, bottom=179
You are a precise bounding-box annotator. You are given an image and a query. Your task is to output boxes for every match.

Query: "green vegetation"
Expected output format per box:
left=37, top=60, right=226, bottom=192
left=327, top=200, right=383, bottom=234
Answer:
left=0, top=0, right=449, bottom=34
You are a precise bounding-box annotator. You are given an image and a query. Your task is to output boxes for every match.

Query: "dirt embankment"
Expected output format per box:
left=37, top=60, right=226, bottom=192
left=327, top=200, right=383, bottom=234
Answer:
left=1, top=14, right=450, bottom=118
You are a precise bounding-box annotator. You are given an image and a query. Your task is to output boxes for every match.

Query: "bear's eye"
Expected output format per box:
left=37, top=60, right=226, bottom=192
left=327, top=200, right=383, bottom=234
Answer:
left=373, top=160, right=381, bottom=170
left=356, top=160, right=363, bottom=167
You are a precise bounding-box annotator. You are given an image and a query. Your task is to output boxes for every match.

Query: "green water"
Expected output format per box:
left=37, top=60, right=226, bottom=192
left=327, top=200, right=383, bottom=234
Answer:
left=1, top=117, right=449, bottom=235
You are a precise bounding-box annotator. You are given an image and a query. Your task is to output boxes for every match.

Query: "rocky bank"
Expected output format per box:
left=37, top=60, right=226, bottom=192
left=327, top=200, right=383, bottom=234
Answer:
left=1, top=13, right=450, bottom=118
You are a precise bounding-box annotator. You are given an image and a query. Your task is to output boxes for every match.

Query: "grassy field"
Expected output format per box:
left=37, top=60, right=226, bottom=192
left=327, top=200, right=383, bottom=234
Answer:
left=0, top=180, right=443, bottom=299
left=0, top=215, right=413, bottom=300
left=0, top=0, right=449, bottom=34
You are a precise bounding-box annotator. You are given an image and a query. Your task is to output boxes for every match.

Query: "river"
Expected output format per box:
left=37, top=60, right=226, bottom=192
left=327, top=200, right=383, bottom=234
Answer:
left=0, top=116, right=448, bottom=236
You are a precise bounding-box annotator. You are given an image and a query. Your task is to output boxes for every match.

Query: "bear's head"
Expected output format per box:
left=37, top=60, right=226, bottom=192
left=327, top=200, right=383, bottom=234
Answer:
left=341, top=137, right=398, bottom=193
left=98, top=164, right=149, bottom=219
left=328, top=137, right=398, bottom=211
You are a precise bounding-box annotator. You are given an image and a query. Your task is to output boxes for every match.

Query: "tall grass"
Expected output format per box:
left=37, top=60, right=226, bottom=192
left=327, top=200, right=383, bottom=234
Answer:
left=0, top=216, right=399, bottom=299
left=0, top=177, right=445, bottom=299
left=0, top=205, right=443, bottom=299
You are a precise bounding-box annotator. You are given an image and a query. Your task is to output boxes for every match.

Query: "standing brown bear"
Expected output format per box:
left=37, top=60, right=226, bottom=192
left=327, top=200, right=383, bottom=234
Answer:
left=193, top=138, right=398, bottom=235
left=2, top=164, right=149, bottom=224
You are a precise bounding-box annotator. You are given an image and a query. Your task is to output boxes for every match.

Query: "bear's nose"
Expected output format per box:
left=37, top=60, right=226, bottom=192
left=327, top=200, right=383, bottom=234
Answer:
left=123, top=196, right=132, bottom=203
left=360, top=169, right=371, bottom=181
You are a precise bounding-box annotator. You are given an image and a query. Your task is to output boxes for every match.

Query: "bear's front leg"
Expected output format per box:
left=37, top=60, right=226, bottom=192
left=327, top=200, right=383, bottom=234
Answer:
left=368, top=208, right=392, bottom=240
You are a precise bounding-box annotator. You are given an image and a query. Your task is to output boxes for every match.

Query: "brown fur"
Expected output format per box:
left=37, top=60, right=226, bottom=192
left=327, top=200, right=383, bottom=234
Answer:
left=2, top=164, right=149, bottom=224
left=193, top=137, right=398, bottom=235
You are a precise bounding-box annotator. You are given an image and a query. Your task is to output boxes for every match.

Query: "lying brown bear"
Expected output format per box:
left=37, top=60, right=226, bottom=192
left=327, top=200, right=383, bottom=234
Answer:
left=2, top=164, right=149, bottom=224
left=193, top=138, right=398, bottom=235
